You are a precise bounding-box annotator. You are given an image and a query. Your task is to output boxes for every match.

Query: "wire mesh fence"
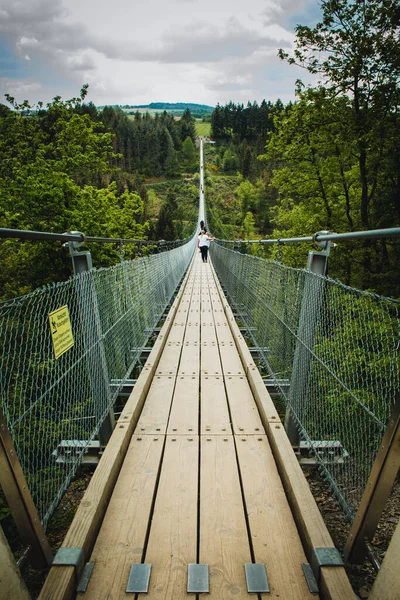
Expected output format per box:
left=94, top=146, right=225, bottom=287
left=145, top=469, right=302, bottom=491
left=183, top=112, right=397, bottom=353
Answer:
left=0, top=237, right=195, bottom=528
left=211, top=242, right=400, bottom=521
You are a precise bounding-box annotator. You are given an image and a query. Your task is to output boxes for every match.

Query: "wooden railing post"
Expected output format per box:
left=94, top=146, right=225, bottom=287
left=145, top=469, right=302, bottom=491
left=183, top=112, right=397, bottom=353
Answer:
left=368, top=515, right=400, bottom=600
left=0, top=524, right=30, bottom=599
left=0, top=408, right=53, bottom=568
left=344, top=392, right=400, bottom=563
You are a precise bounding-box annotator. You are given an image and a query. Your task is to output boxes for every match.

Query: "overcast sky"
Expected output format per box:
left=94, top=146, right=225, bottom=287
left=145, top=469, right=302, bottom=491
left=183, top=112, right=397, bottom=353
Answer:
left=0, top=0, right=321, bottom=108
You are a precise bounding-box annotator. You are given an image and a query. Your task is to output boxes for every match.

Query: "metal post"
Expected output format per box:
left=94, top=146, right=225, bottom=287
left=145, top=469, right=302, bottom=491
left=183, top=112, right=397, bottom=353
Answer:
left=68, top=234, right=115, bottom=446
left=0, top=409, right=53, bottom=568
left=284, top=233, right=332, bottom=447
left=344, top=393, right=400, bottom=564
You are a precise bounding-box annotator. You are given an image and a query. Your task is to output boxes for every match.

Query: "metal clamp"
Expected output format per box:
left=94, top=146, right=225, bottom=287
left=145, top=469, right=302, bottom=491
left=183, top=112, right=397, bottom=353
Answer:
left=275, top=240, right=283, bottom=262
left=310, top=547, right=344, bottom=583
left=188, top=564, right=209, bottom=593
left=244, top=563, right=270, bottom=593
left=52, top=547, right=85, bottom=581
left=126, top=564, right=152, bottom=593
left=301, top=563, right=319, bottom=594
left=77, top=562, right=95, bottom=593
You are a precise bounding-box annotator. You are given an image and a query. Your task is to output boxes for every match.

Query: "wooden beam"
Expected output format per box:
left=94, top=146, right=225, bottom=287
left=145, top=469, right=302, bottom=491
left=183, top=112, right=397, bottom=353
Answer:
left=0, top=524, right=30, bottom=600
left=344, top=393, right=400, bottom=564
left=369, top=515, right=400, bottom=600
left=0, top=408, right=52, bottom=568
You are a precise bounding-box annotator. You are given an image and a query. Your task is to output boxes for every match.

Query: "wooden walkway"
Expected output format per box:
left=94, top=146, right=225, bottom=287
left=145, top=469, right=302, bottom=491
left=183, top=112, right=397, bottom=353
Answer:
left=40, top=254, right=354, bottom=600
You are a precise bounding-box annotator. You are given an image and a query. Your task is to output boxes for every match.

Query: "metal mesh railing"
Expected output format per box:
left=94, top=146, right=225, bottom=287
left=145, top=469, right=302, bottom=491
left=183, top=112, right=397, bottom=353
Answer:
left=210, top=242, right=400, bottom=521
left=0, top=237, right=196, bottom=528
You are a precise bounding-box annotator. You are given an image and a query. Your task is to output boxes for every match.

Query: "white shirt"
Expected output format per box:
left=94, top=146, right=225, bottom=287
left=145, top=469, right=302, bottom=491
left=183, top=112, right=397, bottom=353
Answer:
left=198, top=233, right=210, bottom=247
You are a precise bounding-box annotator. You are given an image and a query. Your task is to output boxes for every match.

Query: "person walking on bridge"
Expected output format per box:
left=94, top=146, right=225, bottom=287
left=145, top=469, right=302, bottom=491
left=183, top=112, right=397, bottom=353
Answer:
left=197, top=230, right=214, bottom=263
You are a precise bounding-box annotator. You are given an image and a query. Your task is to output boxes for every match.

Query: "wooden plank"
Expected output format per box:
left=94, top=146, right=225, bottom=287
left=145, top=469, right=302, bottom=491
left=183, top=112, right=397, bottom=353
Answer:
left=183, top=323, right=201, bottom=345
left=0, top=525, right=30, bottom=600
left=225, top=376, right=264, bottom=434
left=200, top=435, right=251, bottom=598
left=201, top=341, right=223, bottom=376
left=167, top=375, right=199, bottom=435
left=81, top=436, right=164, bottom=599
left=135, top=376, right=176, bottom=435
left=201, top=322, right=217, bottom=343
left=236, top=435, right=317, bottom=599
left=201, top=376, right=231, bottom=435
left=178, top=342, right=200, bottom=375
left=167, top=322, right=188, bottom=344
left=39, top=260, right=193, bottom=600
left=156, top=342, right=182, bottom=374
left=218, top=340, right=246, bottom=375
left=145, top=436, right=198, bottom=599
left=214, top=320, right=237, bottom=344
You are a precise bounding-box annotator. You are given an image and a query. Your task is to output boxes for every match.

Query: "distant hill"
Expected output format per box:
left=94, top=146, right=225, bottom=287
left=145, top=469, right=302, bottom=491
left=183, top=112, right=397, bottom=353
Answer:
left=128, top=102, right=214, bottom=112
left=113, top=102, right=215, bottom=119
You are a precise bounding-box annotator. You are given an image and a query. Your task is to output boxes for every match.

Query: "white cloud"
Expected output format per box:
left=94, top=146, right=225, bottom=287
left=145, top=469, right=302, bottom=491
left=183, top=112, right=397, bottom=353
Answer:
left=0, top=77, right=42, bottom=98
left=0, top=0, right=320, bottom=105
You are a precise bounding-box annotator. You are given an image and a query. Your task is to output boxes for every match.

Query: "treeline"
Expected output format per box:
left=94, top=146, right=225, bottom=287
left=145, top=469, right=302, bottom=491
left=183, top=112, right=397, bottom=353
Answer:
left=99, top=106, right=197, bottom=176
left=0, top=88, right=199, bottom=300
left=127, top=102, right=214, bottom=119
left=207, top=0, right=400, bottom=297
left=211, top=99, right=285, bottom=142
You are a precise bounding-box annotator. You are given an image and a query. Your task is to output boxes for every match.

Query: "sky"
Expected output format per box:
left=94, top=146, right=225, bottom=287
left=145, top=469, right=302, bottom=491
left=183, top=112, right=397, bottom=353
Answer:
left=0, top=0, right=321, bottom=108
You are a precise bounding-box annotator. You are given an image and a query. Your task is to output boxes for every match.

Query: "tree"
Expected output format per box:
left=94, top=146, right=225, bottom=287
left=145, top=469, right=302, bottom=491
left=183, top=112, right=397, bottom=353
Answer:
left=179, top=108, right=196, bottom=143
left=242, top=211, right=256, bottom=239
left=156, top=190, right=178, bottom=240
left=0, top=89, right=149, bottom=298
left=279, top=0, right=400, bottom=230
left=181, top=136, right=196, bottom=165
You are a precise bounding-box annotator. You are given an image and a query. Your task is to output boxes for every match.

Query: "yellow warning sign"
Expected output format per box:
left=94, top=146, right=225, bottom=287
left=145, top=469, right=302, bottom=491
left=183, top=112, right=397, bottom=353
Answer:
left=48, top=305, right=74, bottom=359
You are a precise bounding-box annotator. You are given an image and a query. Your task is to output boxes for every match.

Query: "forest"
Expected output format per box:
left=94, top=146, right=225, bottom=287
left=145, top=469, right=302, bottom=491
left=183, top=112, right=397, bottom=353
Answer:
left=0, top=0, right=399, bottom=299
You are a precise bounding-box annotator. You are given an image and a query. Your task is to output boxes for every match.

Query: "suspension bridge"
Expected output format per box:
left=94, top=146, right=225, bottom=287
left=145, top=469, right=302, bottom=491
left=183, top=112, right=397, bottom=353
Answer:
left=0, top=141, right=399, bottom=599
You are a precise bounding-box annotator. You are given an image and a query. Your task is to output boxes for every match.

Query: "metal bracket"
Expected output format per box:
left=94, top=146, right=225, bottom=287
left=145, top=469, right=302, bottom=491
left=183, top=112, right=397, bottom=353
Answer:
left=77, top=562, right=95, bottom=593
left=244, top=563, right=270, bottom=593
left=310, top=548, right=344, bottom=583
left=52, top=547, right=85, bottom=581
left=126, top=564, right=152, bottom=593
left=301, top=563, right=319, bottom=594
left=188, top=564, right=209, bottom=593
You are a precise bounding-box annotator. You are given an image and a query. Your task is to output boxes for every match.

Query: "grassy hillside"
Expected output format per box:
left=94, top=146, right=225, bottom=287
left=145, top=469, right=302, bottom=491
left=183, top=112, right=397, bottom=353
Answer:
left=195, top=121, right=211, bottom=137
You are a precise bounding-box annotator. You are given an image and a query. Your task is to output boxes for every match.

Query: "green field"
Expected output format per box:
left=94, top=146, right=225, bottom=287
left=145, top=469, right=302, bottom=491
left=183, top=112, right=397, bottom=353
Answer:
left=195, top=121, right=211, bottom=136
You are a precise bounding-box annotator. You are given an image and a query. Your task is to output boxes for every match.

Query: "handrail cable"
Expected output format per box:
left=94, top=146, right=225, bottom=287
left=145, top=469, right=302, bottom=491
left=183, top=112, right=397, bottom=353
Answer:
left=0, top=226, right=191, bottom=246
left=217, top=226, right=400, bottom=246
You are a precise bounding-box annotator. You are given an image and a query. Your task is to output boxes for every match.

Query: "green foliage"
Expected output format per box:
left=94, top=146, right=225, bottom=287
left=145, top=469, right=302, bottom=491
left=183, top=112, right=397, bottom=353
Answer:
left=181, top=136, right=197, bottom=165
left=0, top=89, right=150, bottom=299
left=179, top=108, right=196, bottom=144
left=242, top=212, right=256, bottom=239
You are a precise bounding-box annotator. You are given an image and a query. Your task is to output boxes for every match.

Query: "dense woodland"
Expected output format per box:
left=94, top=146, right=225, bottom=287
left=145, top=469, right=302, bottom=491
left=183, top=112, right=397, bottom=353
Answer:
left=0, top=0, right=399, bottom=299
left=207, top=0, right=400, bottom=297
